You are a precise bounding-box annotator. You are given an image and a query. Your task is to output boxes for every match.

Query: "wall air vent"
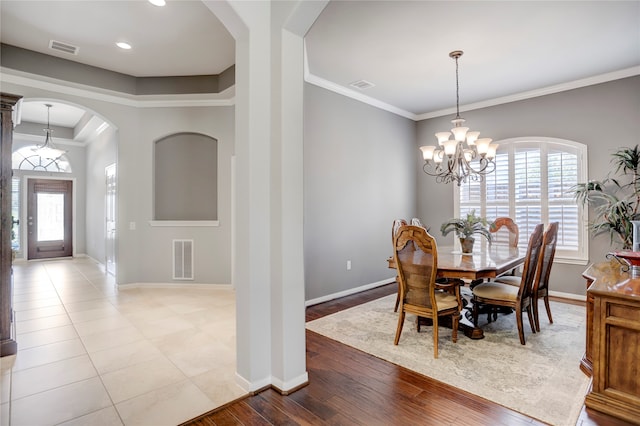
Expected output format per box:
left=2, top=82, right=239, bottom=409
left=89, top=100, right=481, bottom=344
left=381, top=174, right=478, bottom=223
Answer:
left=349, top=80, right=375, bottom=90
left=173, top=239, right=194, bottom=280
left=49, top=40, right=79, bottom=55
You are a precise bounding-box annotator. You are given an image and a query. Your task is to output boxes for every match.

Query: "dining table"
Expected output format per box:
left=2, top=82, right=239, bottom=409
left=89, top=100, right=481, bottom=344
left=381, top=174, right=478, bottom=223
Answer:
left=387, top=243, right=527, bottom=339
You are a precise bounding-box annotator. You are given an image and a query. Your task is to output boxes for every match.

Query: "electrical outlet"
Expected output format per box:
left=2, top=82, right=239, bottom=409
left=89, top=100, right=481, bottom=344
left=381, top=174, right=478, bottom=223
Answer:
left=347, top=260, right=351, bottom=270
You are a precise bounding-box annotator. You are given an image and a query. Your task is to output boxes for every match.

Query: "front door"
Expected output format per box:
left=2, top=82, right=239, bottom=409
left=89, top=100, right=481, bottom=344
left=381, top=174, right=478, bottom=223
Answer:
left=27, top=179, right=73, bottom=260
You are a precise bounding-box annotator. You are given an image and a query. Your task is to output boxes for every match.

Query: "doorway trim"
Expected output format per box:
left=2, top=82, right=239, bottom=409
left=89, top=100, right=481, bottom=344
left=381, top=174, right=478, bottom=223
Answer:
left=20, top=174, right=77, bottom=260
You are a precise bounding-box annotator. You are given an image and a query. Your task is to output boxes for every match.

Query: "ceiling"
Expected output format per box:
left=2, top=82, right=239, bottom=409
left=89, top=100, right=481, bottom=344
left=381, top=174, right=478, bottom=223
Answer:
left=2, top=0, right=639, bottom=130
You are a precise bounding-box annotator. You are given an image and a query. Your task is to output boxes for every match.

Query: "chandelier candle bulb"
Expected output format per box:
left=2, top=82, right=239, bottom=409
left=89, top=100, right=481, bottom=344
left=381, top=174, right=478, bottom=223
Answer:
left=434, top=151, right=444, bottom=164
left=475, top=138, right=492, bottom=156
left=451, top=126, right=469, bottom=142
left=487, top=143, right=499, bottom=160
left=443, top=140, right=458, bottom=156
left=436, top=132, right=451, bottom=144
left=420, top=145, right=436, bottom=161
left=466, top=131, right=480, bottom=145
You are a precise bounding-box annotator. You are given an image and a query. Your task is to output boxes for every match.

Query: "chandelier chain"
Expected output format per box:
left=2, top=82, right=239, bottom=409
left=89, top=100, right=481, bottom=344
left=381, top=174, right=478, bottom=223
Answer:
left=455, top=55, right=460, bottom=119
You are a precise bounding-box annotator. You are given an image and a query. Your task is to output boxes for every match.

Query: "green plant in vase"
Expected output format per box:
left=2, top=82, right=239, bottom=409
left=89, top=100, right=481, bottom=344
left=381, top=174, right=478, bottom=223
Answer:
left=572, top=145, right=640, bottom=250
left=441, top=210, right=492, bottom=253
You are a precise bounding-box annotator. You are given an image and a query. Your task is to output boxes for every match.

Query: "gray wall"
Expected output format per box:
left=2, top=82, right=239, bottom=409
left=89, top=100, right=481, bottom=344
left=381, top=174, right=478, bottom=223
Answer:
left=126, top=106, right=234, bottom=285
left=304, top=83, right=416, bottom=301
left=4, top=79, right=234, bottom=286
left=417, top=76, right=640, bottom=296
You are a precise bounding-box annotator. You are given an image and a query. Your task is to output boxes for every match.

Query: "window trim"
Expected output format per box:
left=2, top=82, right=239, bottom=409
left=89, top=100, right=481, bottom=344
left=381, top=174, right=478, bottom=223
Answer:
left=454, top=136, right=588, bottom=265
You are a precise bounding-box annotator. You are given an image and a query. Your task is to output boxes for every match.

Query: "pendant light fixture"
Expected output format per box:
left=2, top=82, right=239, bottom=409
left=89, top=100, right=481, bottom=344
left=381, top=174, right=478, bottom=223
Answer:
left=419, top=51, right=498, bottom=186
left=33, top=104, right=67, bottom=160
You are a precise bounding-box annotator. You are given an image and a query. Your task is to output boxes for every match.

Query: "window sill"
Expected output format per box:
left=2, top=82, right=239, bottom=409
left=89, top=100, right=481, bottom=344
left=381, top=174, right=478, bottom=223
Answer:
left=554, top=256, right=589, bottom=266
left=148, top=220, right=219, bottom=227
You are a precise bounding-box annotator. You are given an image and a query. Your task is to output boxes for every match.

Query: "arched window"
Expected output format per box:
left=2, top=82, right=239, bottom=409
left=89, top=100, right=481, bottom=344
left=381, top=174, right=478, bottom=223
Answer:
left=154, top=132, right=218, bottom=221
left=455, top=137, right=588, bottom=263
left=12, top=146, right=72, bottom=173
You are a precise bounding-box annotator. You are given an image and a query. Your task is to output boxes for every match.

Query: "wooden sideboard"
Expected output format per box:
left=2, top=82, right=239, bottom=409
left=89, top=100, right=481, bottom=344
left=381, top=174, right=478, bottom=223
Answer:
left=581, top=261, right=640, bottom=424
left=1, top=93, right=22, bottom=357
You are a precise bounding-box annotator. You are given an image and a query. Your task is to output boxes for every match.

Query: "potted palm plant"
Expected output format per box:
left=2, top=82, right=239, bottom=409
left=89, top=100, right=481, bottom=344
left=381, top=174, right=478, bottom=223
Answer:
left=441, top=210, right=492, bottom=253
left=572, top=145, right=640, bottom=250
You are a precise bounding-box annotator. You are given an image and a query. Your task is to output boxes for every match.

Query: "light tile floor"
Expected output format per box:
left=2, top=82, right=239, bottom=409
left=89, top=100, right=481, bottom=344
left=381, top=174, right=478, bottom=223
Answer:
left=1, top=258, right=246, bottom=426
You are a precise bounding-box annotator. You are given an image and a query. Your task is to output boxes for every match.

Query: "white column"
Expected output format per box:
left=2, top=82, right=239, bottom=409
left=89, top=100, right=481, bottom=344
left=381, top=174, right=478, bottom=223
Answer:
left=207, top=0, right=326, bottom=393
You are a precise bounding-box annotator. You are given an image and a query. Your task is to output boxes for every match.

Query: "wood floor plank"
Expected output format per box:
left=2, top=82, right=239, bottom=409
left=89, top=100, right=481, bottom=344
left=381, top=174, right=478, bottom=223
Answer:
left=244, top=394, right=300, bottom=426
left=184, top=282, right=627, bottom=426
left=183, top=409, right=241, bottom=426
left=257, top=389, right=326, bottom=426
left=226, top=401, right=272, bottom=425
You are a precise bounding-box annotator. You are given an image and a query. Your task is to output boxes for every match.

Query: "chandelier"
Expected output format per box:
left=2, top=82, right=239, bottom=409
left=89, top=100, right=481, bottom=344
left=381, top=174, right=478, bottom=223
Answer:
left=32, top=103, right=67, bottom=160
left=419, top=51, right=498, bottom=186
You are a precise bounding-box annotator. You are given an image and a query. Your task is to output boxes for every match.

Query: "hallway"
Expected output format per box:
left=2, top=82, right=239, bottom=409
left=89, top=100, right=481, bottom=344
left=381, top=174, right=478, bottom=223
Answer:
left=1, top=258, right=244, bottom=425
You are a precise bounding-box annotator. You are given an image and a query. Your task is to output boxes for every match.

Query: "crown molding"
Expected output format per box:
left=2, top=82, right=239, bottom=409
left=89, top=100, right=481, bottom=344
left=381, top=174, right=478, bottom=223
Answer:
left=304, top=72, right=417, bottom=120
left=1, top=68, right=235, bottom=108
left=416, top=66, right=640, bottom=121
left=304, top=66, right=640, bottom=122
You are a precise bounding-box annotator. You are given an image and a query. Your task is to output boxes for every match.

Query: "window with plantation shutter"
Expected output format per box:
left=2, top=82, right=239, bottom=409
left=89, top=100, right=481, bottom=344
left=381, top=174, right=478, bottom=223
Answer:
left=455, top=137, right=588, bottom=264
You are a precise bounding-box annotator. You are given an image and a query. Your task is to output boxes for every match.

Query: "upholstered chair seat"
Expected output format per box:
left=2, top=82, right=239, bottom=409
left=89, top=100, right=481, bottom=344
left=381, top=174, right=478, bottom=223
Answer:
left=471, top=282, right=519, bottom=301
left=493, top=275, right=520, bottom=287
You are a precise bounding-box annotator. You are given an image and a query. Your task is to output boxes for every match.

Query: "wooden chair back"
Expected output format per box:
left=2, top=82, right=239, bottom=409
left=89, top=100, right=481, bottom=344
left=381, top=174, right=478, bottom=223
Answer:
left=391, top=219, right=408, bottom=312
left=410, top=217, right=425, bottom=229
left=393, top=225, right=461, bottom=357
left=517, top=223, right=545, bottom=301
left=394, top=225, right=439, bottom=310
left=392, top=219, right=408, bottom=243
left=532, top=222, right=559, bottom=330
left=490, top=217, right=519, bottom=247
left=535, top=222, right=558, bottom=294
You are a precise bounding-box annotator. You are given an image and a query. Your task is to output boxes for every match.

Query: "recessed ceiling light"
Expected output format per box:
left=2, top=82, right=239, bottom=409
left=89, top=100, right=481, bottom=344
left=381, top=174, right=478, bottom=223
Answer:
left=148, top=0, right=166, bottom=6
left=116, top=42, right=132, bottom=50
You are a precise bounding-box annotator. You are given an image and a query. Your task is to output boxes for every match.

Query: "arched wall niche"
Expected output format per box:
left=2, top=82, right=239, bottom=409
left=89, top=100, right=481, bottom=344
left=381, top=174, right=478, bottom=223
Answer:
left=153, top=132, right=218, bottom=221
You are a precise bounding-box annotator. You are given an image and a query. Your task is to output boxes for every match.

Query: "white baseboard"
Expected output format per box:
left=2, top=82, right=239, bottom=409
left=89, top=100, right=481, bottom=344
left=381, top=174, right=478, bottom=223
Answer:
left=118, top=282, right=234, bottom=290
left=305, top=277, right=396, bottom=307
left=304, top=277, right=586, bottom=307
left=234, top=371, right=309, bottom=394
left=235, top=372, right=271, bottom=393
left=271, top=372, right=309, bottom=393
left=549, top=289, right=586, bottom=302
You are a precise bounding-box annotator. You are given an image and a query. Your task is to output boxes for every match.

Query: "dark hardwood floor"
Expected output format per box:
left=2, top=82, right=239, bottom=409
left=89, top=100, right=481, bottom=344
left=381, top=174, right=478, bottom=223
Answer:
left=184, top=283, right=632, bottom=426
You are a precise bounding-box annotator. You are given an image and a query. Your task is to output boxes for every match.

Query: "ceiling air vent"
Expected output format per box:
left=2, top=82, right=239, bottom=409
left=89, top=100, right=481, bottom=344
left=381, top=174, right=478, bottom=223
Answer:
left=349, top=80, right=375, bottom=90
left=49, top=40, right=79, bottom=55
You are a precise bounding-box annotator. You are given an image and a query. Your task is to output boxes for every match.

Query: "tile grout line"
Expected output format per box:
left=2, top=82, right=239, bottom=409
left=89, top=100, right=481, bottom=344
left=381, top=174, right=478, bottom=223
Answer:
left=39, top=260, right=125, bottom=426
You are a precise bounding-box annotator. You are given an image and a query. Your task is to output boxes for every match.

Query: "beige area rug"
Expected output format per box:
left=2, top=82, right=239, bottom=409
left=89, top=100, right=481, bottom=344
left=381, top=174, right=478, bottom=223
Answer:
left=306, top=292, right=591, bottom=426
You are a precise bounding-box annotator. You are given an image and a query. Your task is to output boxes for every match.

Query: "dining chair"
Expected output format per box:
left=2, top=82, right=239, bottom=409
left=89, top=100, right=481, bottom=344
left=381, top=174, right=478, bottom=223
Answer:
left=410, top=217, right=425, bottom=229
left=496, top=222, right=559, bottom=332
left=471, top=223, right=544, bottom=345
left=393, top=225, right=462, bottom=358
left=484, top=217, right=520, bottom=288
left=489, top=217, right=519, bottom=248
left=392, top=219, right=408, bottom=312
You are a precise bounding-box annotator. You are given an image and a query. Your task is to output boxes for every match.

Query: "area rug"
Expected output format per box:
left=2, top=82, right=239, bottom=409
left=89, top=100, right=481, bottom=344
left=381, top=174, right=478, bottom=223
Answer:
left=306, top=292, right=591, bottom=426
